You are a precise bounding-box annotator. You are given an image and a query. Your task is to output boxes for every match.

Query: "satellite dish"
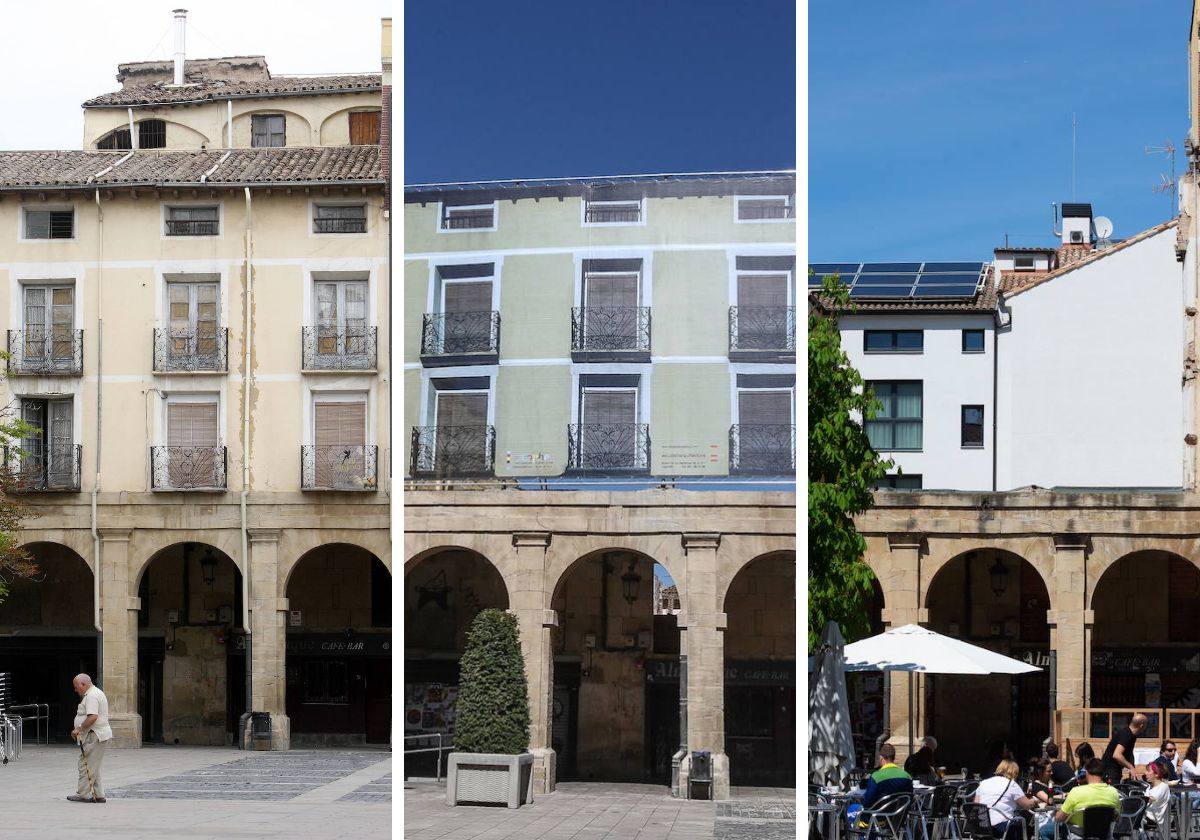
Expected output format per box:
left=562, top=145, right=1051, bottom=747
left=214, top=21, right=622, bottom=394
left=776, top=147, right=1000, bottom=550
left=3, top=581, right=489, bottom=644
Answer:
left=1094, top=216, right=1114, bottom=240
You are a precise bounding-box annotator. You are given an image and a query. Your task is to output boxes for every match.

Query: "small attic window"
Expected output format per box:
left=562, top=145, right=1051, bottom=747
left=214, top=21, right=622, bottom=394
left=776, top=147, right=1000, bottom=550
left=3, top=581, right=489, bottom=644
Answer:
left=139, top=120, right=166, bottom=149
left=96, top=128, right=131, bottom=150
left=1013, top=255, right=1035, bottom=271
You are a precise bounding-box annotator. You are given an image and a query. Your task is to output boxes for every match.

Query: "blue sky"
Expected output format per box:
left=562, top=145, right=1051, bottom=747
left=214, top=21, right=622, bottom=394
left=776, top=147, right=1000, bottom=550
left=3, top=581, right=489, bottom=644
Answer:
left=404, top=0, right=796, bottom=183
left=810, top=1, right=1190, bottom=261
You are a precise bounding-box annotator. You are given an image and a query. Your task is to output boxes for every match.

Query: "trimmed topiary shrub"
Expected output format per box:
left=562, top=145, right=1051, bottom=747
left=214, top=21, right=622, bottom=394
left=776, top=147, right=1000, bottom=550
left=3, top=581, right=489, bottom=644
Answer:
left=453, top=608, right=530, bottom=755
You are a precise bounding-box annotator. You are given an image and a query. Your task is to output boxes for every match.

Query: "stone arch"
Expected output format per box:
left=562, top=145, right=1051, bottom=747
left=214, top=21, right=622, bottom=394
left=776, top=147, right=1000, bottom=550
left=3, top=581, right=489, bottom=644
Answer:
left=17, top=530, right=95, bottom=574
left=720, top=548, right=795, bottom=612
left=230, top=107, right=315, bottom=147
left=546, top=535, right=685, bottom=613
left=129, top=530, right=243, bottom=595
left=318, top=105, right=383, bottom=145
left=716, top=535, right=795, bottom=609
left=921, top=539, right=1055, bottom=608
left=280, top=530, right=390, bottom=594
left=0, top=540, right=96, bottom=630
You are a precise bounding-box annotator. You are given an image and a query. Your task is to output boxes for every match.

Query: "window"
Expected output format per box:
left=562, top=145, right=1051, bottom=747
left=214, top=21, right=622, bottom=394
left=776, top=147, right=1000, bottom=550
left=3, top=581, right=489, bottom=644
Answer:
left=875, top=473, right=922, bottom=490
left=139, top=119, right=166, bottom=149
left=962, top=405, right=985, bottom=448
left=736, top=195, right=794, bottom=221
left=571, top=377, right=647, bottom=471
left=736, top=271, right=791, bottom=349
left=313, top=398, right=368, bottom=490
left=303, top=660, right=348, bottom=704
left=580, top=262, right=641, bottom=350
left=16, top=398, right=75, bottom=490
left=434, top=390, right=491, bottom=474
left=165, top=278, right=220, bottom=369
left=24, top=209, right=73, bottom=240
left=313, top=204, right=366, bottom=234
left=962, top=329, right=985, bottom=353
left=314, top=277, right=369, bottom=360
left=439, top=203, right=495, bottom=231
left=251, top=114, right=285, bottom=147
left=164, top=397, right=221, bottom=488
left=584, top=198, right=642, bottom=224
left=348, top=111, right=381, bottom=144
left=165, top=206, right=219, bottom=236
left=864, top=330, right=923, bottom=353
left=1014, top=255, right=1035, bottom=271
left=96, top=128, right=131, bottom=150
left=440, top=275, right=494, bottom=354
left=22, top=284, right=74, bottom=365
left=864, top=381, right=922, bottom=451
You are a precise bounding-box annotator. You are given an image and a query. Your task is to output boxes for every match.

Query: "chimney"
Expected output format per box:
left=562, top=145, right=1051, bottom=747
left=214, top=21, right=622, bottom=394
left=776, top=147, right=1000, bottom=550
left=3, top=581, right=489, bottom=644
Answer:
left=173, top=9, right=188, bottom=86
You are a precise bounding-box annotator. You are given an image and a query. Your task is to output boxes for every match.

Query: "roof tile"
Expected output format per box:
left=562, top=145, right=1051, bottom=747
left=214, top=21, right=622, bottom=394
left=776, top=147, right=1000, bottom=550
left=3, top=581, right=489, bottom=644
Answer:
left=83, top=74, right=381, bottom=107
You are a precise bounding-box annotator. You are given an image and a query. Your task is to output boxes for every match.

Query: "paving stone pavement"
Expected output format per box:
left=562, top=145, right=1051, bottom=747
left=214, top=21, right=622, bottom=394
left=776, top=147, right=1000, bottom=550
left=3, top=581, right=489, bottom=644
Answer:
left=342, top=772, right=392, bottom=802
left=403, top=779, right=796, bottom=839
left=0, top=744, right=391, bottom=840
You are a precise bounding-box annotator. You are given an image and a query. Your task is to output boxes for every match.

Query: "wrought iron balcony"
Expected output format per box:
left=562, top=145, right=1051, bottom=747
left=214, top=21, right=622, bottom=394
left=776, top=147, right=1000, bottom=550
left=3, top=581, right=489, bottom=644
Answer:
left=153, top=328, right=228, bottom=373
left=729, top=424, right=796, bottom=476
left=301, top=326, right=378, bottom=371
left=150, top=446, right=227, bottom=490
left=570, top=307, right=651, bottom=361
left=728, top=306, right=796, bottom=360
left=420, top=311, right=500, bottom=366
left=301, top=445, right=378, bottom=491
left=165, top=219, right=219, bottom=236
left=313, top=217, right=366, bottom=234
left=2, top=443, right=82, bottom=492
left=585, top=204, right=641, bottom=223
left=6, top=330, right=83, bottom=376
left=442, top=210, right=494, bottom=230
left=567, top=423, right=650, bottom=473
left=409, top=425, right=495, bottom=478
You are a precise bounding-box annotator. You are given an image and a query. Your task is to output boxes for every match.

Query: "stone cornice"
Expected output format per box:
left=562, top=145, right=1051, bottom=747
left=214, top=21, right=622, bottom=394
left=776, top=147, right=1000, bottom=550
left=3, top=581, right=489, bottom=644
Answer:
left=512, top=532, right=552, bottom=550
left=97, top=527, right=133, bottom=541
left=681, top=533, right=721, bottom=552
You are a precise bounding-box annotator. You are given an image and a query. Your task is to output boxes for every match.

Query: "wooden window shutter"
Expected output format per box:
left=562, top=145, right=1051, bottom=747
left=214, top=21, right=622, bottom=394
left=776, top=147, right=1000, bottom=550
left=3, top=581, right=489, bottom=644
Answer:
left=349, top=111, right=381, bottom=145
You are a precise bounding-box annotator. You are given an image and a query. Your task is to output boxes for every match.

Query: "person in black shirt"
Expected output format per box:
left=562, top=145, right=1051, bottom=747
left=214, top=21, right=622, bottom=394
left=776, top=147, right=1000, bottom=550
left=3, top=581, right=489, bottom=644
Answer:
left=904, top=737, right=939, bottom=785
left=1157, top=741, right=1179, bottom=780
left=1101, top=713, right=1147, bottom=784
left=1027, top=758, right=1054, bottom=804
left=1045, top=743, right=1074, bottom=786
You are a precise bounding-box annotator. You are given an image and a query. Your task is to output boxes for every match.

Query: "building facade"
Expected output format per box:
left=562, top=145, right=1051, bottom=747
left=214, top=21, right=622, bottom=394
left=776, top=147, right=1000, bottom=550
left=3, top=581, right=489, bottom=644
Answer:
left=0, top=17, right=392, bottom=750
left=403, top=172, right=797, bottom=798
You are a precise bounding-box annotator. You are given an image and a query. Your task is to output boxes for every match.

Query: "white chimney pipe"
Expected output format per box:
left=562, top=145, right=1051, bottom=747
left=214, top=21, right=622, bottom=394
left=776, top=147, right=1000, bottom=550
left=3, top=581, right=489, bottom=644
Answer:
left=173, top=9, right=188, bottom=86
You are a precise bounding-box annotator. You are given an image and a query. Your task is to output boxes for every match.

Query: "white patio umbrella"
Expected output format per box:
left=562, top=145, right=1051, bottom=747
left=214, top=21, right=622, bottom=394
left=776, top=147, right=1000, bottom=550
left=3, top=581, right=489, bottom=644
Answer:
left=842, top=624, right=1041, bottom=757
left=809, top=621, right=856, bottom=786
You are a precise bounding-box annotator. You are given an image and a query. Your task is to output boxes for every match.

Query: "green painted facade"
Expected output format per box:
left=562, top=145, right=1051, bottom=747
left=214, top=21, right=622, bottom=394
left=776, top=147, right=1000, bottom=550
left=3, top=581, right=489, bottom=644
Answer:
left=403, top=175, right=796, bottom=481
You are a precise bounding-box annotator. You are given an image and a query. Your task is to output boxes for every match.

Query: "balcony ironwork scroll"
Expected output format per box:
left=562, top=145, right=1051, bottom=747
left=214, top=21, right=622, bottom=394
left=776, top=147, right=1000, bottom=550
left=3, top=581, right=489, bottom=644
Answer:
left=420, top=311, right=500, bottom=359
left=409, top=425, right=495, bottom=478
left=2, top=443, right=82, bottom=492
left=6, top=330, right=83, bottom=375
left=150, top=446, right=227, bottom=490
left=728, top=307, right=796, bottom=354
left=571, top=307, right=651, bottom=355
left=567, top=423, right=650, bottom=473
left=729, top=424, right=796, bottom=475
left=153, top=328, right=228, bottom=373
left=301, top=445, right=378, bottom=491
left=301, top=326, right=378, bottom=371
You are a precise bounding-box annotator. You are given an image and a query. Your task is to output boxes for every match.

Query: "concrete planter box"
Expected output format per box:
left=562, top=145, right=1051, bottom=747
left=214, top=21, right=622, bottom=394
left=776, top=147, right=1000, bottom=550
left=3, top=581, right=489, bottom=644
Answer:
left=446, top=752, right=533, bottom=808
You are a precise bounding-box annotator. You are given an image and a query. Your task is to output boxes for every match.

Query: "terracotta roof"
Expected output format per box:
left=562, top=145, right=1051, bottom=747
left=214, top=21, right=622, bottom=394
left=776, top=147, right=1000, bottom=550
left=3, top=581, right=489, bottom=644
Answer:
left=83, top=74, right=381, bottom=107
left=0, top=146, right=383, bottom=190
left=1002, top=219, right=1179, bottom=298
left=810, top=265, right=998, bottom=314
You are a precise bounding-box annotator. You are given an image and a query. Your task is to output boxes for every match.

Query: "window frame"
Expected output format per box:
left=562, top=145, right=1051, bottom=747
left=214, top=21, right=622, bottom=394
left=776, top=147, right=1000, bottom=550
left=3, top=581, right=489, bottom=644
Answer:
left=162, top=202, right=223, bottom=239
left=309, top=200, right=369, bottom=237
left=250, top=113, right=286, bottom=148
left=347, top=109, right=382, bottom=145
left=20, top=206, right=76, bottom=242
left=863, top=329, right=924, bottom=354
left=961, top=329, right=986, bottom=354
left=864, top=380, right=923, bottom=452
left=436, top=201, right=498, bottom=234
left=138, top=119, right=167, bottom=149
left=961, top=404, right=985, bottom=449
left=581, top=196, right=647, bottom=228
left=875, top=473, right=923, bottom=490
left=1013, top=254, right=1036, bottom=271
left=579, top=385, right=641, bottom=427
left=733, top=194, right=795, bottom=224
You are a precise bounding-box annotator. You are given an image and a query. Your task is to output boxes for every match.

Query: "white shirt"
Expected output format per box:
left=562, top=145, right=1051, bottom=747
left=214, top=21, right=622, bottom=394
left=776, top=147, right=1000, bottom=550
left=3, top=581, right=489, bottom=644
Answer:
left=1146, top=781, right=1171, bottom=826
left=1183, top=759, right=1200, bottom=784
left=74, top=685, right=112, bottom=742
left=976, top=776, right=1025, bottom=827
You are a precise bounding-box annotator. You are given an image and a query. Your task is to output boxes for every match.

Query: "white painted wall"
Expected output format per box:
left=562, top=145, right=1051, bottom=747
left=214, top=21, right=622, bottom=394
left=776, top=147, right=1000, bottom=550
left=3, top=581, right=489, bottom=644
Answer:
left=840, top=312, right=995, bottom=490
left=996, top=228, right=1184, bottom=490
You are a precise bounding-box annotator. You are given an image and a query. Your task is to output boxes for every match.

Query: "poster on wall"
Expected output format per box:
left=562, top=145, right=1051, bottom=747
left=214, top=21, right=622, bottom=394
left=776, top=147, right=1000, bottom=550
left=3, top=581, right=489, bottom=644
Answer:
left=404, top=683, right=460, bottom=735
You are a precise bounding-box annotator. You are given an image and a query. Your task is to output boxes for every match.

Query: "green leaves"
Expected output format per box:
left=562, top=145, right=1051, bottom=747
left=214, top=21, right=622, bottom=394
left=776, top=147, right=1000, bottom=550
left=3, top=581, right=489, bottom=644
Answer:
left=453, top=608, right=531, bottom=755
left=808, top=274, right=891, bottom=651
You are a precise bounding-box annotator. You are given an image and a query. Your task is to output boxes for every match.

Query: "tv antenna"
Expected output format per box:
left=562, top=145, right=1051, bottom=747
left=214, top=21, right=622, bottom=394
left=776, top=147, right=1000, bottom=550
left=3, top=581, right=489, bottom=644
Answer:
left=1145, top=139, right=1178, bottom=218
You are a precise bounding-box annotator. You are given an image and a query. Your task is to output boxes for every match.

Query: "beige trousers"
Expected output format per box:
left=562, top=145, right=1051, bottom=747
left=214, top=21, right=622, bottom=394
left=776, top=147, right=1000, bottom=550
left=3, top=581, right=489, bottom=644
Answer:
left=76, top=732, right=105, bottom=799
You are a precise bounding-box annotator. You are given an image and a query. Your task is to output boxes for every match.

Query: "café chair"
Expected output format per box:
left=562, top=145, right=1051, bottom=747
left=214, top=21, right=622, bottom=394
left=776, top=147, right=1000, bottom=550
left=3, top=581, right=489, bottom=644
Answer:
left=913, top=785, right=960, bottom=840
left=1069, top=806, right=1117, bottom=840
left=1112, top=796, right=1147, bottom=840
left=847, top=793, right=914, bottom=840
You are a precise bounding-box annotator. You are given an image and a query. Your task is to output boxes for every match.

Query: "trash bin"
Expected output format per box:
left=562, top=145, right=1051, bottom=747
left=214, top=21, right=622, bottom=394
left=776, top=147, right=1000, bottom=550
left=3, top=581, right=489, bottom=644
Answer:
left=239, top=711, right=272, bottom=750
left=689, top=750, right=712, bottom=800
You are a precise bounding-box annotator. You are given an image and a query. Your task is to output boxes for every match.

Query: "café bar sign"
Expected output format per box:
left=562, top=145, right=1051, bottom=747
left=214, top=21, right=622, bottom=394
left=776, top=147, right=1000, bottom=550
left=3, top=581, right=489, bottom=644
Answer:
left=232, top=633, right=390, bottom=656
left=645, top=659, right=795, bottom=686
left=1016, top=648, right=1200, bottom=674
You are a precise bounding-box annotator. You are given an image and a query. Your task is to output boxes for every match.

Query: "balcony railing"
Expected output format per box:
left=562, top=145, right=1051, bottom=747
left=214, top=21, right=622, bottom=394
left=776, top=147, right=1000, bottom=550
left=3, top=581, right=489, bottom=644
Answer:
left=2, top=443, right=81, bottom=492
left=6, top=330, right=83, bottom=376
left=165, top=219, right=219, bottom=236
left=728, top=306, right=796, bottom=358
left=150, top=446, right=227, bottom=490
left=442, top=211, right=494, bottom=230
left=301, top=326, right=378, bottom=371
left=313, top=217, right=366, bottom=234
left=420, top=311, right=500, bottom=365
left=738, top=202, right=795, bottom=220
left=729, top=424, right=796, bottom=476
left=585, top=204, right=641, bottom=223
left=409, top=425, right=495, bottom=478
left=571, top=307, right=651, bottom=360
left=301, top=445, right=378, bottom=491
left=153, top=328, right=228, bottom=373
left=567, top=423, right=650, bottom=473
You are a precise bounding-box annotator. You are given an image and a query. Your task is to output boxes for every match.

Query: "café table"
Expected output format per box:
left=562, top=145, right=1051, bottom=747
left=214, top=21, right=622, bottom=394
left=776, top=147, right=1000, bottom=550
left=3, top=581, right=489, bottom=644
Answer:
left=810, top=800, right=843, bottom=840
left=1173, top=785, right=1200, bottom=840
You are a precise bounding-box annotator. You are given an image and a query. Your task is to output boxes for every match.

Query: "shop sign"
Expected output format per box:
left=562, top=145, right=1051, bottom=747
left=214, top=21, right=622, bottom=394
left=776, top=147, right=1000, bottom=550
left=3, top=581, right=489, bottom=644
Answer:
left=644, top=659, right=794, bottom=686
left=285, top=634, right=391, bottom=657
left=1092, top=648, right=1200, bottom=674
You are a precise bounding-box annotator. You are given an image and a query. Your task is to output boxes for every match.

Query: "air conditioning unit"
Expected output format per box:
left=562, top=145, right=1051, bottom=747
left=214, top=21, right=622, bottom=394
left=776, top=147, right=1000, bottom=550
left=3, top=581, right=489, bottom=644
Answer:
left=1070, top=230, right=1084, bottom=243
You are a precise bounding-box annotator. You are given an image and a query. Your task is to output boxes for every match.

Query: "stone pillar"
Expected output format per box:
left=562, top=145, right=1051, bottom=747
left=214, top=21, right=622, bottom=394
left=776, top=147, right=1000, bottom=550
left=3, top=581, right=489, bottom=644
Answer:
left=510, top=532, right=556, bottom=793
left=248, top=528, right=289, bottom=749
left=1049, top=535, right=1092, bottom=743
left=881, top=533, right=926, bottom=762
left=678, top=533, right=729, bottom=800
left=100, top=528, right=141, bottom=747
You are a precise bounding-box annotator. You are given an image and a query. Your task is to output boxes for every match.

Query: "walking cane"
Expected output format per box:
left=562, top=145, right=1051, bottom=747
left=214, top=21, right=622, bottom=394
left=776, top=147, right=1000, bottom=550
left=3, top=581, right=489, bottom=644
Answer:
left=78, top=737, right=98, bottom=801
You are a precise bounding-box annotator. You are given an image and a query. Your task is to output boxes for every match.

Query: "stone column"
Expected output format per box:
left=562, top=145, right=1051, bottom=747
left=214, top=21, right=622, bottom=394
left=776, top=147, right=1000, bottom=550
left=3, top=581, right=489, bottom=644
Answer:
left=99, top=528, right=141, bottom=747
left=1048, top=534, right=1092, bottom=743
left=510, top=532, right=557, bottom=793
left=248, top=528, right=289, bottom=749
left=678, top=533, right=729, bottom=800
left=881, top=533, right=926, bottom=762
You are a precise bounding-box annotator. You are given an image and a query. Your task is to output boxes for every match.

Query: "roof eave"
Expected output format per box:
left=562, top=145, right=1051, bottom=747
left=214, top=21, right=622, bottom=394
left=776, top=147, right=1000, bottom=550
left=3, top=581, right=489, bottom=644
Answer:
left=0, top=179, right=386, bottom=192
left=82, top=85, right=382, bottom=109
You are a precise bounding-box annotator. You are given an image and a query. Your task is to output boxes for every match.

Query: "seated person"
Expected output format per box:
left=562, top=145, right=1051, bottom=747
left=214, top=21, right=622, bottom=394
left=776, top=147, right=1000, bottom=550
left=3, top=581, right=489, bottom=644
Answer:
left=861, top=743, right=915, bottom=809
left=1026, top=759, right=1054, bottom=804
left=904, top=737, right=939, bottom=786
left=1156, top=741, right=1179, bottom=781
left=976, top=759, right=1038, bottom=839
left=1038, top=758, right=1120, bottom=840
left=1045, top=743, right=1074, bottom=786
left=1145, top=759, right=1171, bottom=831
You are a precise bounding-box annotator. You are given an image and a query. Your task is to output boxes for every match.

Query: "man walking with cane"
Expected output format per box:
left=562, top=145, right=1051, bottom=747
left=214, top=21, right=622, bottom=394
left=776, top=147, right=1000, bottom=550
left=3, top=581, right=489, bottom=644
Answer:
left=67, top=674, right=111, bottom=803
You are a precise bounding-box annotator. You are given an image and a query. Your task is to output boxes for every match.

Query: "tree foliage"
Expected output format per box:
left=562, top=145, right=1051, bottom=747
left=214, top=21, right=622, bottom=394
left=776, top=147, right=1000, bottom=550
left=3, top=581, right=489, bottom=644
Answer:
left=808, top=275, right=892, bottom=651
left=453, top=609, right=530, bottom=755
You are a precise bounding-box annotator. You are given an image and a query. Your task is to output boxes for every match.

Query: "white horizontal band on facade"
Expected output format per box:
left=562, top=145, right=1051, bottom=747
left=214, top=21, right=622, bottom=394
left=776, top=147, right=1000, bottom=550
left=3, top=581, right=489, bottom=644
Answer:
left=404, top=241, right=796, bottom=261
left=0, top=257, right=389, bottom=272
left=403, top=356, right=793, bottom=370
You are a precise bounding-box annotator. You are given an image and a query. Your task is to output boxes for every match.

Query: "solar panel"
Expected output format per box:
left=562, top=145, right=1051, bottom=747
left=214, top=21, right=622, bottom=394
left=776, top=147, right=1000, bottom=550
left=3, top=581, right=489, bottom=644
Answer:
left=809, top=263, right=861, bottom=276
left=922, top=261, right=984, bottom=273
left=850, top=285, right=912, bottom=298
left=861, top=262, right=921, bottom=273
left=912, top=283, right=978, bottom=297
left=808, top=260, right=985, bottom=300
left=853, top=273, right=918, bottom=286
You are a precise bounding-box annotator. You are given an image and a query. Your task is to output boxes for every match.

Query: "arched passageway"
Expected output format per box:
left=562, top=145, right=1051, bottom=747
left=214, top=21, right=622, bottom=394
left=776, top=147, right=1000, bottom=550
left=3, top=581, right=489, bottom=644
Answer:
left=724, top=551, right=796, bottom=787
left=286, top=544, right=391, bottom=746
left=550, top=549, right=669, bottom=783
left=136, top=542, right=243, bottom=745
left=924, top=549, right=1050, bottom=769
left=0, top=542, right=96, bottom=741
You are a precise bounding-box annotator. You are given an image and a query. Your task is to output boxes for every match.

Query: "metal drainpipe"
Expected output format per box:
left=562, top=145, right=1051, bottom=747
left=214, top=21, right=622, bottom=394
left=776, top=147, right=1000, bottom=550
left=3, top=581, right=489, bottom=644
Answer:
left=127, top=108, right=137, bottom=150
left=242, top=187, right=253, bottom=719
left=227, top=100, right=232, bottom=148
left=92, top=190, right=104, bottom=683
